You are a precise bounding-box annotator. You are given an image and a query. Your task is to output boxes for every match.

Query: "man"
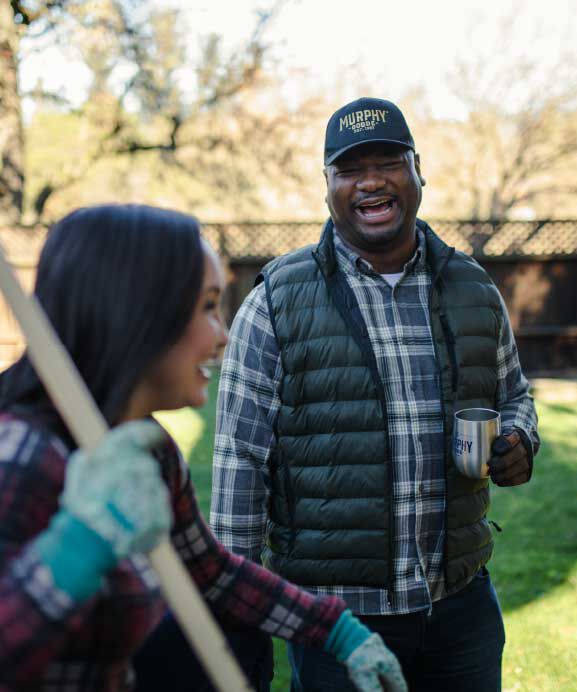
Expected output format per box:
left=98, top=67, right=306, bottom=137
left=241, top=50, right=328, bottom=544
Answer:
left=210, top=97, right=539, bottom=691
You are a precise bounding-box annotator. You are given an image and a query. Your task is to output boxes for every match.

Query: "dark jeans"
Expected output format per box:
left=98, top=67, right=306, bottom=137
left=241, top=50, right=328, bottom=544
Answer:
left=288, top=569, right=506, bottom=692
left=133, top=611, right=274, bottom=692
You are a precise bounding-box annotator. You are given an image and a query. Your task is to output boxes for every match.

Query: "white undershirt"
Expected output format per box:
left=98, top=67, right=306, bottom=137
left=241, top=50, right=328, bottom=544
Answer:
left=380, top=272, right=404, bottom=287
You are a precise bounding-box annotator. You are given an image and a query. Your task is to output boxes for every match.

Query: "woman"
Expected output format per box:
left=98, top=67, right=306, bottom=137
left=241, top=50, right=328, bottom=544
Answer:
left=0, top=205, right=405, bottom=692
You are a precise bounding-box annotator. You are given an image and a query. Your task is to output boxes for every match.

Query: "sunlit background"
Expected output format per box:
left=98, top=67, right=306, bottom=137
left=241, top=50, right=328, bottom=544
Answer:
left=1, top=2, right=577, bottom=690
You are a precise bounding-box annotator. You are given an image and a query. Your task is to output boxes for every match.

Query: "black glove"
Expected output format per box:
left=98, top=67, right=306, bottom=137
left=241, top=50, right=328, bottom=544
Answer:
left=487, top=428, right=534, bottom=487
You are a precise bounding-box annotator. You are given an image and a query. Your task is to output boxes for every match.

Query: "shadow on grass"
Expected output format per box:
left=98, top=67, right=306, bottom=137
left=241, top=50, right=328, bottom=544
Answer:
left=489, top=399, right=577, bottom=613
left=542, top=402, right=577, bottom=417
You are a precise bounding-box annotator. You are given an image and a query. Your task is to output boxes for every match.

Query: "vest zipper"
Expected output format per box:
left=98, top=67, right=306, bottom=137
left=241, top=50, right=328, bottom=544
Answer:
left=428, top=252, right=454, bottom=593
left=439, top=313, right=459, bottom=393
left=320, top=269, right=396, bottom=607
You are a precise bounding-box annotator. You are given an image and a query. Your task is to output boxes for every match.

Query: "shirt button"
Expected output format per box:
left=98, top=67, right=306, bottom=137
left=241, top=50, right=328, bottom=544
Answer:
left=417, top=483, right=425, bottom=495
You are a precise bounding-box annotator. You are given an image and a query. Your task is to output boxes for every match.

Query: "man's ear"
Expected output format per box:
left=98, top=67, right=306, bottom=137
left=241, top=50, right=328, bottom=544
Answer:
left=415, top=153, right=426, bottom=186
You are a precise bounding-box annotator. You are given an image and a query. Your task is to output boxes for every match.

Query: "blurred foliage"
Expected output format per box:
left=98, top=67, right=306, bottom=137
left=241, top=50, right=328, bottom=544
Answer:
left=4, top=0, right=328, bottom=225
left=408, top=11, right=577, bottom=221
left=2, top=2, right=577, bottom=226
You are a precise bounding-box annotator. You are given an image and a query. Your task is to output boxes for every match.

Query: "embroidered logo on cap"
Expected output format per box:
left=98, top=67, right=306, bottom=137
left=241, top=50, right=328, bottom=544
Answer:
left=339, top=109, right=389, bottom=134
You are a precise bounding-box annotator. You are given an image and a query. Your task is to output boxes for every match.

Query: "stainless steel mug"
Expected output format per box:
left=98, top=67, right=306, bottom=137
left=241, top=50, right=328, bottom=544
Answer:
left=452, top=408, right=501, bottom=479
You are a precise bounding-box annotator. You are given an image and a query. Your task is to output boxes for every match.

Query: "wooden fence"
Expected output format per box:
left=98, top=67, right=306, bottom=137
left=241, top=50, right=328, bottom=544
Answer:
left=1, top=220, right=577, bottom=375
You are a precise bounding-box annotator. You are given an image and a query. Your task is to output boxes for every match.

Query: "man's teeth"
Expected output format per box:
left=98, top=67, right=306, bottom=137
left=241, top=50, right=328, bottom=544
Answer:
left=199, top=366, right=212, bottom=378
left=361, top=199, right=393, bottom=208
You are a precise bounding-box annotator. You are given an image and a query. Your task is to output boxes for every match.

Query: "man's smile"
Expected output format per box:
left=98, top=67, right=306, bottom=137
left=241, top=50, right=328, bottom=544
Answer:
left=354, top=195, right=399, bottom=224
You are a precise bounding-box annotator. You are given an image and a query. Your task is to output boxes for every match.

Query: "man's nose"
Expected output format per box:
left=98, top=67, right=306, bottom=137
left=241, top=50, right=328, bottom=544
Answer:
left=356, top=167, right=387, bottom=191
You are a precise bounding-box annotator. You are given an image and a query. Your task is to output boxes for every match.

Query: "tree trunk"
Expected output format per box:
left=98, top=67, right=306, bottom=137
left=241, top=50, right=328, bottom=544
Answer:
left=489, top=189, right=506, bottom=221
left=0, top=3, right=24, bottom=226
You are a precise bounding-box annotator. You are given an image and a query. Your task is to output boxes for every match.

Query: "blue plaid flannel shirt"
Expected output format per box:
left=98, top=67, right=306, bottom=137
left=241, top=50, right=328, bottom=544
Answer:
left=211, top=228, right=539, bottom=615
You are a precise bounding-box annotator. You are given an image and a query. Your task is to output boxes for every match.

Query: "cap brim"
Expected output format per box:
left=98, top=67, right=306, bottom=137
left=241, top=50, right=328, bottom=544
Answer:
left=325, top=138, right=414, bottom=165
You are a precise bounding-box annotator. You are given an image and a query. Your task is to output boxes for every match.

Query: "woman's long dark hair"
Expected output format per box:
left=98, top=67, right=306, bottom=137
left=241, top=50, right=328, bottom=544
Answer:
left=0, top=204, right=205, bottom=445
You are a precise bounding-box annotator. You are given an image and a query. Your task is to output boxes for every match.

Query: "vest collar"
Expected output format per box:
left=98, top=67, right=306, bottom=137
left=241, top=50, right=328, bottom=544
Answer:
left=313, top=218, right=339, bottom=277
left=314, top=216, right=455, bottom=281
left=417, top=219, right=455, bottom=283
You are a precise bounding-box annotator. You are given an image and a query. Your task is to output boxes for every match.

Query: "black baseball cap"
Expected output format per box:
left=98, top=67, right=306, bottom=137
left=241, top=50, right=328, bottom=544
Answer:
left=324, top=97, right=415, bottom=165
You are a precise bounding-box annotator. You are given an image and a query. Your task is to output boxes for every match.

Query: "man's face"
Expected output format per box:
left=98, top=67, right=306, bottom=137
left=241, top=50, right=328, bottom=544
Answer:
left=324, top=142, right=424, bottom=253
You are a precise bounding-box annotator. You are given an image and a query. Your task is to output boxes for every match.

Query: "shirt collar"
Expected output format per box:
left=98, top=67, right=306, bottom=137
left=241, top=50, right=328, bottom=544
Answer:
left=333, top=226, right=427, bottom=277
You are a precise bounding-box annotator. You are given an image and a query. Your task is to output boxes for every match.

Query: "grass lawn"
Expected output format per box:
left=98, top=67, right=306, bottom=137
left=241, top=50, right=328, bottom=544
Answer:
left=156, top=376, right=577, bottom=692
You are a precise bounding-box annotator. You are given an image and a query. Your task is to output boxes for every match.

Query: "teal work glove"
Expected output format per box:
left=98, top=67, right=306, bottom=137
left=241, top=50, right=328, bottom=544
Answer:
left=344, top=633, right=407, bottom=692
left=325, top=610, right=407, bottom=692
left=35, top=420, right=172, bottom=601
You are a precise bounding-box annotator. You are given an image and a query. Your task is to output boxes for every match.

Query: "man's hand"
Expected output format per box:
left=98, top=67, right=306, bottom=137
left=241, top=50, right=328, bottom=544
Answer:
left=487, top=429, right=533, bottom=487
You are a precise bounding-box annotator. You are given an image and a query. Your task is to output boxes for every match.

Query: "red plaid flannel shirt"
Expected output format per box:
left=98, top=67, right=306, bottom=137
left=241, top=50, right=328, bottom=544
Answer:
left=0, top=414, right=346, bottom=690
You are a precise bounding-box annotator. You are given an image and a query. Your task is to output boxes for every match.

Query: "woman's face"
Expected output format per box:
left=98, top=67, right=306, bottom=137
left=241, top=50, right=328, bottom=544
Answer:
left=127, top=242, right=228, bottom=417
